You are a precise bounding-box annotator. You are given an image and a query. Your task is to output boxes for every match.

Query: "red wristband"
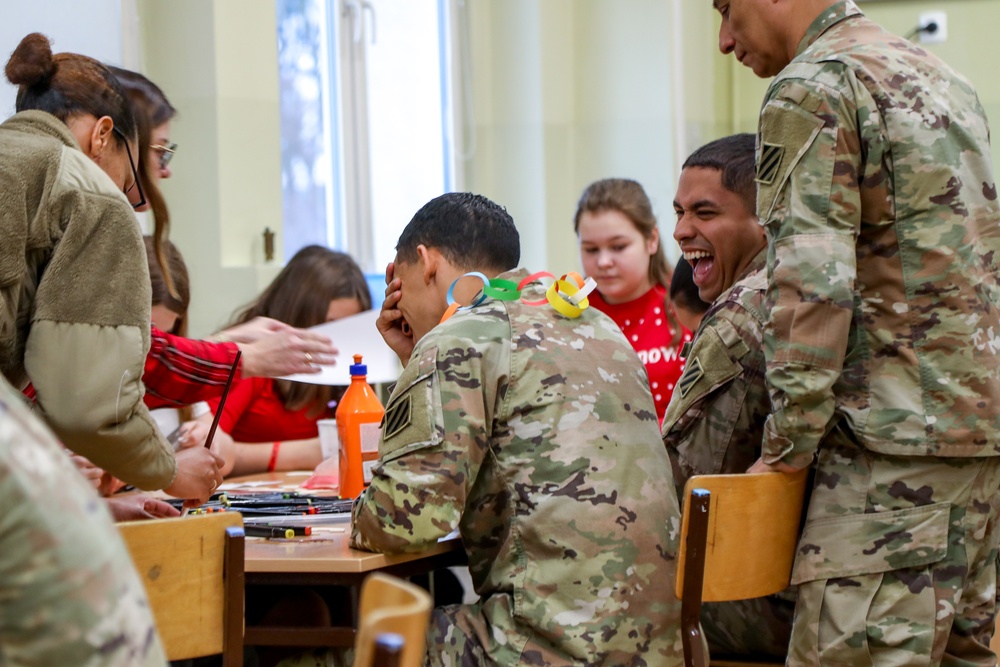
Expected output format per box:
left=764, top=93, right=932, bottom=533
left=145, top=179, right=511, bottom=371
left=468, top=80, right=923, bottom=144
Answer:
left=267, top=441, right=281, bottom=472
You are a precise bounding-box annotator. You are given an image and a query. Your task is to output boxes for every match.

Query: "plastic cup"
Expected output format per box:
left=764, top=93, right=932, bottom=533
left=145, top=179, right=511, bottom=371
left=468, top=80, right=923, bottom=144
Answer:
left=317, top=419, right=340, bottom=463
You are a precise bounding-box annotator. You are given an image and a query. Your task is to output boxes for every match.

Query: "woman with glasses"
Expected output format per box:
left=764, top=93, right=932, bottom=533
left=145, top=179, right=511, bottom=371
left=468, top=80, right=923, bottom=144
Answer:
left=106, top=66, right=339, bottom=413
left=0, top=33, right=225, bottom=504
left=108, top=66, right=176, bottom=290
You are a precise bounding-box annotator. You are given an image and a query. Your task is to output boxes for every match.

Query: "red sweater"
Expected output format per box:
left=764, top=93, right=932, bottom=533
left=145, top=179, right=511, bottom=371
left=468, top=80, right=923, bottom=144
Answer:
left=206, top=376, right=332, bottom=442
left=589, top=285, right=691, bottom=423
left=25, top=328, right=241, bottom=410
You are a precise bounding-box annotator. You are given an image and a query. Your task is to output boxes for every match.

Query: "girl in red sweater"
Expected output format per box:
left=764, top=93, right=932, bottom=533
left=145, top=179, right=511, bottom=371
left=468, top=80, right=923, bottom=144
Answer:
left=202, top=246, right=372, bottom=476
left=574, top=178, right=691, bottom=423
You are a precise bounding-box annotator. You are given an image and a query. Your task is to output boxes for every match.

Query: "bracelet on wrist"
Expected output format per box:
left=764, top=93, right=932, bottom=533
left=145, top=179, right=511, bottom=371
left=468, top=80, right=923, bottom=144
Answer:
left=267, top=441, right=282, bottom=472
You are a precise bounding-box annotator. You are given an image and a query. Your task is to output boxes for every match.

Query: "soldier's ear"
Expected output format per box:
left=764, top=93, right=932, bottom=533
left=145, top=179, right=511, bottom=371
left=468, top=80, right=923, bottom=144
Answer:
left=416, top=244, right=438, bottom=285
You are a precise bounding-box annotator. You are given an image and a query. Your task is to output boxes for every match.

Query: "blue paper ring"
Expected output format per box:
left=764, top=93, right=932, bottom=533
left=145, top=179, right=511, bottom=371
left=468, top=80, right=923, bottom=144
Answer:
left=447, top=272, right=489, bottom=310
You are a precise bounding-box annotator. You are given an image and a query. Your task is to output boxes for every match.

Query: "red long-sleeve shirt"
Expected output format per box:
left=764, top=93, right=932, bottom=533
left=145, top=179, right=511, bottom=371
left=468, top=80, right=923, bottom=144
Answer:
left=142, top=327, right=241, bottom=409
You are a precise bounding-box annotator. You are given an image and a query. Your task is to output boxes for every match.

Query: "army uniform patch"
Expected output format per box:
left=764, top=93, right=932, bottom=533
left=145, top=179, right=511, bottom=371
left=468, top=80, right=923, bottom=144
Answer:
left=382, top=394, right=412, bottom=440
left=678, top=357, right=704, bottom=398
left=757, top=143, right=784, bottom=185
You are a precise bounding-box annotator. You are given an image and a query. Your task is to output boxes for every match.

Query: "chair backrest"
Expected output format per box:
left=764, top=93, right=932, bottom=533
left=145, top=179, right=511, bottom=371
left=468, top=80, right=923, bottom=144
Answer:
left=675, top=470, right=808, bottom=667
left=352, top=573, right=432, bottom=667
left=118, top=512, right=245, bottom=666
left=675, top=469, right=808, bottom=602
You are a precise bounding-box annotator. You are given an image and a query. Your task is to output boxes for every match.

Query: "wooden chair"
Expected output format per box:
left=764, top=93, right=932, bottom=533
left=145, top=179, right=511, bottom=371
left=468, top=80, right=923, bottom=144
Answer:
left=118, top=512, right=245, bottom=666
left=675, top=469, right=809, bottom=667
left=352, top=573, right=432, bottom=667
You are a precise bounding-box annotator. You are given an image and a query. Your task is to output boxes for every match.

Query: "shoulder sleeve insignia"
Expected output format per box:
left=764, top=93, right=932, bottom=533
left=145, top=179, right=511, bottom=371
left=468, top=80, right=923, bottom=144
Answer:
left=677, top=356, right=704, bottom=398
left=382, top=394, right=412, bottom=441
left=756, top=142, right=785, bottom=185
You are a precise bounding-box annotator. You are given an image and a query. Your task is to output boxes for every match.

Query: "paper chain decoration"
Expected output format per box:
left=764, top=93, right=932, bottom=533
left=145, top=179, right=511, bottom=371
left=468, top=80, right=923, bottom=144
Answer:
left=441, top=271, right=598, bottom=322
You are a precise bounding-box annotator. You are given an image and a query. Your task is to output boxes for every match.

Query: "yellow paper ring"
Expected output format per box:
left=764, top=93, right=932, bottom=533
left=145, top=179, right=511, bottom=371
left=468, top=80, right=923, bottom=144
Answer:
left=546, top=278, right=589, bottom=318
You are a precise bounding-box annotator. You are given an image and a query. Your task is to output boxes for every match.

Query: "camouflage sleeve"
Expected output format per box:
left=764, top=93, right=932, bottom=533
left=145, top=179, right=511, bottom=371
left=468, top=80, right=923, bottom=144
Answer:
left=662, top=303, right=768, bottom=499
left=0, top=378, right=167, bottom=667
left=755, top=71, right=863, bottom=468
left=350, top=325, right=504, bottom=553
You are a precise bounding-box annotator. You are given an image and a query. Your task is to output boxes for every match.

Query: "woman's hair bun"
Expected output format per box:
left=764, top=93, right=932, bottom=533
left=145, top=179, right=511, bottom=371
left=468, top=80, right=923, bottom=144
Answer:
left=5, top=33, right=56, bottom=88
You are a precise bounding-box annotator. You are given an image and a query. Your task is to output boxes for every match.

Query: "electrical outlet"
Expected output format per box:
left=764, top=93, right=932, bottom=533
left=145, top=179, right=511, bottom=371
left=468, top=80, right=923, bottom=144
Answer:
left=919, top=11, right=947, bottom=44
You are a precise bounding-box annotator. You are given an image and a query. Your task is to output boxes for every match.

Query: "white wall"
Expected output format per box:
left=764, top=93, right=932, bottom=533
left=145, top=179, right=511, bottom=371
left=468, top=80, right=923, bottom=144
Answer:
left=462, top=0, right=682, bottom=272
left=138, top=0, right=284, bottom=338
left=0, top=1, right=124, bottom=118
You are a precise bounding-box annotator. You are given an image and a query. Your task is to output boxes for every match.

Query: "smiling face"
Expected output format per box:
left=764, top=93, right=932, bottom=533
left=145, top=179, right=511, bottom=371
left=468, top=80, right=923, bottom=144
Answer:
left=577, top=209, right=658, bottom=305
left=714, top=0, right=790, bottom=78
left=673, top=166, right=765, bottom=303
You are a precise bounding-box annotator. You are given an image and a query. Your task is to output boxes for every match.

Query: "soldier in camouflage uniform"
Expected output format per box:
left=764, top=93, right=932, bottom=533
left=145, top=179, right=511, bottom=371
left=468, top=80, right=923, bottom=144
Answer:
left=715, top=0, right=1000, bottom=664
left=350, top=192, right=683, bottom=666
left=665, top=134, right=793, bottom=659
left=0, top=375, right=167, bottom=666
left=665, top=134, right=767, bottom=495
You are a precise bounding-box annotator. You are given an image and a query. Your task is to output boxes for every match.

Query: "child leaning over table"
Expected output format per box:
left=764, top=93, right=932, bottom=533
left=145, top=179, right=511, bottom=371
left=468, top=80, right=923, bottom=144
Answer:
left=195, top=245, right=371, bottom=478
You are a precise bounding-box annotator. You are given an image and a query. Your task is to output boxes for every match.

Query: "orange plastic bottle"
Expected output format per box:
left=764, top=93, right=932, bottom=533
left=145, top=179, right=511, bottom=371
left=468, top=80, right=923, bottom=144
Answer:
left=336, top=354, right=385, bottom=498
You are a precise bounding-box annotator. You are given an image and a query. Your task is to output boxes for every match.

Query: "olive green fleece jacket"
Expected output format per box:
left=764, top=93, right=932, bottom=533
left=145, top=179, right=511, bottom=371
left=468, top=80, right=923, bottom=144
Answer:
left=0, top=110, right=176, bottom=490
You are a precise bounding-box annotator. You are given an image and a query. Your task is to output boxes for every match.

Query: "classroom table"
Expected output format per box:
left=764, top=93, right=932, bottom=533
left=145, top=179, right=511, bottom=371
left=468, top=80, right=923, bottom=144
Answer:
left=228, top=472, right=466, bottom=648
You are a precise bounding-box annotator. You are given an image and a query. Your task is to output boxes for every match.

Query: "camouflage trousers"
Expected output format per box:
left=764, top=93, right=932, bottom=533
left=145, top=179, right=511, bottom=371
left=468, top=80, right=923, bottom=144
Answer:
left=427, top=599, right=684, bottom=666
left=702, top=590, right=796, bottom=659
left=428, top=603, right=493, bottom=667
left=787, top=428, right=1000, bottom=666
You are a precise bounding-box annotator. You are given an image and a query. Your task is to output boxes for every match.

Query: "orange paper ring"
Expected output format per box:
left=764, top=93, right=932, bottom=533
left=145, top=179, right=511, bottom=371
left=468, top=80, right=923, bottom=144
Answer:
left=439, top=301, right=460, bottom=324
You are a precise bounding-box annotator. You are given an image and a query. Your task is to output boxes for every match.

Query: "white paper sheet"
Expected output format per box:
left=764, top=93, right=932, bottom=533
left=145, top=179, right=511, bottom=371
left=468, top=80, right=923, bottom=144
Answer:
left=278, top=309, right=401, bottom=386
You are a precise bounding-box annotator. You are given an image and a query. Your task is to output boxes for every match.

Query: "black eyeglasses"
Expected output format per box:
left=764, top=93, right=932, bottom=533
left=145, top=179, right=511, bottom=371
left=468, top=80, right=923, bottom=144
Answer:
left=112, top=127, right=146, bottom=210
left=150, top=142, right=177, bottom=170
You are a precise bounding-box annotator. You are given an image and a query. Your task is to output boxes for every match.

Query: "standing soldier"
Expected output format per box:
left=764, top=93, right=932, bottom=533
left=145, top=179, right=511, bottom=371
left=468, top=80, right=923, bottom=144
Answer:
left=714, top=0, right=1000, bottom=664
left=352, top=192, right=683, bottom=666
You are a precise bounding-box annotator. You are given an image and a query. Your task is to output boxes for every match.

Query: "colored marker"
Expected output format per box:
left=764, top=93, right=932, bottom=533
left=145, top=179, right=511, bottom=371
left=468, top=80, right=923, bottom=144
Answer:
left=244, top=525, right=296, bottom=539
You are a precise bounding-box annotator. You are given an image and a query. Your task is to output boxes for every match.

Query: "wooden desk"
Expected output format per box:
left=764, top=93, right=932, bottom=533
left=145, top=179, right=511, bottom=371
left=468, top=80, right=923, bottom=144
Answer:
left=246, top=531, right=465, bottom=582
left=225, top=472, right=466, bottom=648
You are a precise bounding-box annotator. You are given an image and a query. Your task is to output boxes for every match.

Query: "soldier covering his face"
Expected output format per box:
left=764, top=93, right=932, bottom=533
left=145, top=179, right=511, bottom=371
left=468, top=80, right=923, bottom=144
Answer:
left=351, top=192, right=684, bottom=666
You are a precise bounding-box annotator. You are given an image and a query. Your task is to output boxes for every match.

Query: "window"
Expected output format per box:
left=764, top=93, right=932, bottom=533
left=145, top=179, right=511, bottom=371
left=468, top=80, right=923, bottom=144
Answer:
left=276, top=0, right=455, bottom=289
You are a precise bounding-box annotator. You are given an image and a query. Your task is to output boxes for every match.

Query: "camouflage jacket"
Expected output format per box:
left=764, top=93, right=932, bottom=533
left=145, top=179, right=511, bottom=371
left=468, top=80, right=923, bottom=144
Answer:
left=756, top=0, right=1000, bottom=467
left=351, top=268, right=682, bottom=666
left=662, top=250, right=769, bottom=500
left=0, top=376, right=166, bottom=666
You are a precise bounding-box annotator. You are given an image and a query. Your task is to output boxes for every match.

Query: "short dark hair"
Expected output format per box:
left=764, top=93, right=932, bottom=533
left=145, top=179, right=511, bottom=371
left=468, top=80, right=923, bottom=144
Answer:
left=396, top=193, right=520, bottom=272
left=682, top=133, right=757, bottom=214
left=670, top=259, right=710, bottom=316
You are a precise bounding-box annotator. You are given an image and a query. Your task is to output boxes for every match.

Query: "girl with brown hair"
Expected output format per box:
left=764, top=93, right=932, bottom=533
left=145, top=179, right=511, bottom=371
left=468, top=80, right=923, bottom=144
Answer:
left=201, top=245, right=372, bottom=476
left=574, top=178, right=692, bottom=423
